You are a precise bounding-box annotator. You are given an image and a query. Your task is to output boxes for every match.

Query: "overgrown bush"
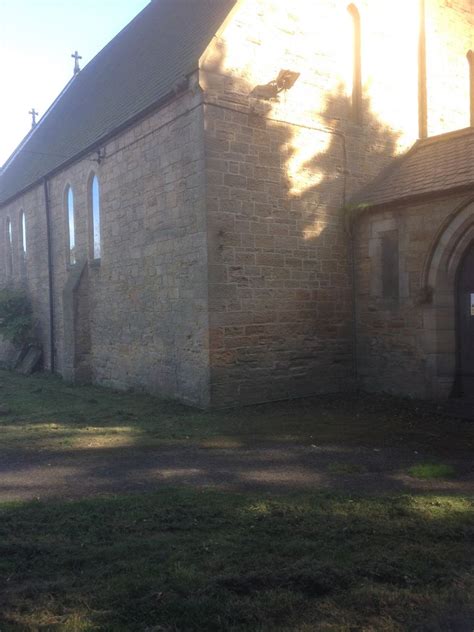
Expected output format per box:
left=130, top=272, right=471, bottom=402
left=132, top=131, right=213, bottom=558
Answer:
left=0, top=288, right=34, bottom=347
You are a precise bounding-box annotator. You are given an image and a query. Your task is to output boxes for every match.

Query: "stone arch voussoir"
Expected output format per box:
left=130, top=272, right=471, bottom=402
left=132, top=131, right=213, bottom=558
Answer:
left=421, top=197, right=474, bottom=398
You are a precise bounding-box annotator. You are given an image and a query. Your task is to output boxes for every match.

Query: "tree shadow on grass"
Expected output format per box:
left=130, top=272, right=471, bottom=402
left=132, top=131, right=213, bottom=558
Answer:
left=1, top=371, right=474, bottom=458
left=0, top=437, right=472, bottom=504
left=0, top=489, right=472, bottom=631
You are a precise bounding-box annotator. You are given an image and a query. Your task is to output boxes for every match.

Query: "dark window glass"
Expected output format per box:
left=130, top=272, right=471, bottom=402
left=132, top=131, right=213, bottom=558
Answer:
left=381, top=230, right=399, bottom=299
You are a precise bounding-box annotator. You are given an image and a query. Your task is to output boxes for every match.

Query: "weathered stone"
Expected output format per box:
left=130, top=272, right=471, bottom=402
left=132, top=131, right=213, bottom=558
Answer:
left=0, top=0, right=472, bottom=408
left=16, top=346, right=42, bottom=376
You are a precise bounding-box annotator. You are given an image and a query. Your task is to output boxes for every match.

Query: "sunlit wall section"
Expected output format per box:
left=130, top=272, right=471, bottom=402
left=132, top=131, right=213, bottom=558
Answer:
left=357, top=0, right=418, bottom=147
left=198, top=0, right=473, bottom=405
left=201, top=0, right=419, bottom=156
left=425, top=0, right=473, bottom=135
left=199, top=0, right=422, bottom=405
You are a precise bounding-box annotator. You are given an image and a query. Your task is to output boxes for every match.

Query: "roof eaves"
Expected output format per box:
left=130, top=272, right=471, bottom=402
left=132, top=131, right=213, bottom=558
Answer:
left=415, top=126, right=474, bottom=147
left=352, top=183, right=474, bottom=219
left=348, top=139, right=422, bottom=208
left=0, top=82, right=195, bottom=209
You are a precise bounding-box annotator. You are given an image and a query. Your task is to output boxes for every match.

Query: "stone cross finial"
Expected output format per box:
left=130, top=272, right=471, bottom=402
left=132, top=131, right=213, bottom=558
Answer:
left=71, top=50, right=82, bottom=75
left=29, top=108, right=38, bottom=128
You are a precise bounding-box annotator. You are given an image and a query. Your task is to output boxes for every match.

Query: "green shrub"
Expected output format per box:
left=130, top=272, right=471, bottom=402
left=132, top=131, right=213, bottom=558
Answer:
left=0, top=288, right=34, bottom=347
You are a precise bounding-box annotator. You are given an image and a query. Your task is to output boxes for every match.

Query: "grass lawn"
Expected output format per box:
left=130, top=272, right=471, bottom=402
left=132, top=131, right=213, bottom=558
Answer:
left=0, top=370, right=473, bottom=630
left=1, top=490, right=473, bottom=631
left=407, top=463, right=457, bottom=480
left=0, top=369, right=473, bottom=455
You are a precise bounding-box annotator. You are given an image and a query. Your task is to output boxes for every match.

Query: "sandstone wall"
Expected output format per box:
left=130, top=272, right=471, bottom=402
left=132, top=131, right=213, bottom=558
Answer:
left=0, top=0, right=471, bottom=408
left=197, top=1, right=400, bottom=405
left=0, top=89, right=210, bottom=406
left=426, top=0, right=473, bottom=135
left=199, top=0, right=472, bottom=406
left=355, top=192, right=473, bottom=398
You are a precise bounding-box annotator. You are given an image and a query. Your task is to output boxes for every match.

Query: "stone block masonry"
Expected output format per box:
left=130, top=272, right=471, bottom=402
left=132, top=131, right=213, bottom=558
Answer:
left=199, top=0, right=472, bottom=406
left=0, top=0, right=472, bottom=407
left=0, top=89, right=211, bottom=407
left=204, top=101, right=356, bottom=405
left=199, top=0, right=428, bottom=405
left=355, top=192, right=474, bottom=399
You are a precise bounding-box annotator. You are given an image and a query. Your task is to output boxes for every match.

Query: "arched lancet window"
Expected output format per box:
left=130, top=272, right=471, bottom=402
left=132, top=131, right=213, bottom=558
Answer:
left=90, top=174, right=101, bottom=260
left=468, top=50, right=474, bottom=127
left=347, top=3, right=362, bottom=123
left=6, top=217, right=13, bottom=276
left=66, top=186, right=76, bottom=265
left=20, top=211, right=27, bottom=258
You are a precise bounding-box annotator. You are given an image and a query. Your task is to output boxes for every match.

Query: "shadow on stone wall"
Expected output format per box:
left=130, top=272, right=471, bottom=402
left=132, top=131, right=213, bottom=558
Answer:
left=204, top=40, right=403, bottom=404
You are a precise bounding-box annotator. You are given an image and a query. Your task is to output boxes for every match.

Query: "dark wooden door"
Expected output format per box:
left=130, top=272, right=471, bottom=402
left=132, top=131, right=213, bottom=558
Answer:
left=457, top=245, right=474, bottom=397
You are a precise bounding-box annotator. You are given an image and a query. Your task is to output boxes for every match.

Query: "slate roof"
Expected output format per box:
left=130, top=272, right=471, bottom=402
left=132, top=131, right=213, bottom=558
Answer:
left=353, top=127, right=474, bottom=209
left=0, top=0, right=235, bottom=206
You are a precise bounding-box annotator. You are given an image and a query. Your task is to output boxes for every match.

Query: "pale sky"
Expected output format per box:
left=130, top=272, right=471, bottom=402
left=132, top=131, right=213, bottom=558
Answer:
left=0, top=0, right=150, bottom=166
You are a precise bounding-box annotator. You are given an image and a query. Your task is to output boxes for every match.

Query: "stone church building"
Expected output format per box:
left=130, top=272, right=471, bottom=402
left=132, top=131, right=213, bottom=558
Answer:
left=0, top=0, right=473, bottom=407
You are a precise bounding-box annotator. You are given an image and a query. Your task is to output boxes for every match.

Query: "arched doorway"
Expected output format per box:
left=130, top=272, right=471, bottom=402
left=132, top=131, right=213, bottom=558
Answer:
left=456, top=244, right=474, bottom=397
left=422, top=198, right=474, bottom=398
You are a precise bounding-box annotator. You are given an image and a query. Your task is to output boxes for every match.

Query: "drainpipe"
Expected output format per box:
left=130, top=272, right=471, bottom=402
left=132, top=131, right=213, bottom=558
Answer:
left=349, top=218, right=359, bottom=390
left=339, top=134, right=359, bottom=390
left=43, top=178, right=55, bottom=372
